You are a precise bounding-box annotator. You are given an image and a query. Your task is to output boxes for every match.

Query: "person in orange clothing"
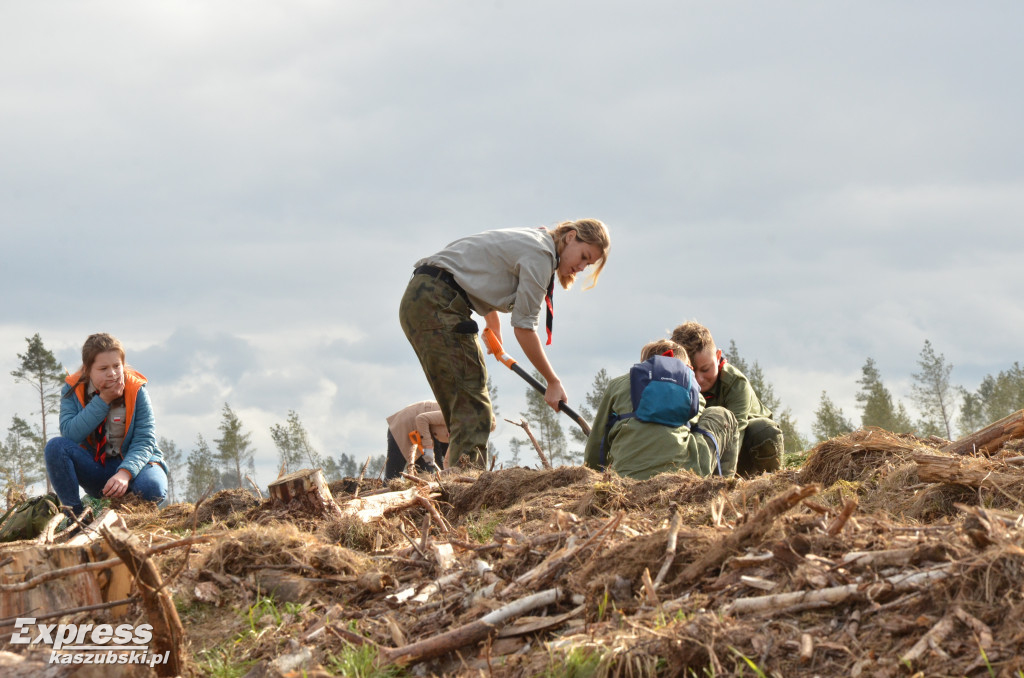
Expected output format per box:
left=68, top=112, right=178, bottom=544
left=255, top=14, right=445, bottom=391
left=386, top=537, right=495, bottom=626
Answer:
left=44, top=333, right=168, bottom=518
left=384, top=401, right=451, bottom=479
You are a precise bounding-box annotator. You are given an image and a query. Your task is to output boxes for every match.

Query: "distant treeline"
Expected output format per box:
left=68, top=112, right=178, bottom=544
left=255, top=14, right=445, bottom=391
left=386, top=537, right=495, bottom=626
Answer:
left=3, top=335, right=1022, bottom=501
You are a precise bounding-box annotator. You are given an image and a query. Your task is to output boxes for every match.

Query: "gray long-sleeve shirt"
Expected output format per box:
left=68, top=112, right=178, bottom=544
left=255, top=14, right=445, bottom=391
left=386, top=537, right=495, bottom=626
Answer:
left=416, top=227, right=556, bottom=330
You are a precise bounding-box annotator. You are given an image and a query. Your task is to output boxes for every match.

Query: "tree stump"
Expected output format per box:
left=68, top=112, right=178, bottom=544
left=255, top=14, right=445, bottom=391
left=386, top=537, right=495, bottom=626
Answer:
left=0, top=510, right=132, bottom=637
left=268, top=468, right=344, bottom=519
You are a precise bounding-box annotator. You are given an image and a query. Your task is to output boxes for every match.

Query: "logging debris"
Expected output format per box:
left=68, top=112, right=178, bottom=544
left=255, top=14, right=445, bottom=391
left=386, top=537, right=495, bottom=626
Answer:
left=4, top=424, right=1024, bottom=676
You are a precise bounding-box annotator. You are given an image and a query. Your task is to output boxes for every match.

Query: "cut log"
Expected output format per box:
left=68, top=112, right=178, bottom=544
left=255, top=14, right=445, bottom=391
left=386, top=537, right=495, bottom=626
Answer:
left=941, top=409, right=1024, bottom=456
left=723, top=564, right=950, bottom=616
left=0, top=510, right=132, bottom=636
left=339, top=487, right=432, bottom=523
left=841, top=544, right=948, bottom=570
left=268, top=468, right=344, bottom=519
left=913, top=453, right=1023, bottom=489
left=382, top=587, right=565, bottom=665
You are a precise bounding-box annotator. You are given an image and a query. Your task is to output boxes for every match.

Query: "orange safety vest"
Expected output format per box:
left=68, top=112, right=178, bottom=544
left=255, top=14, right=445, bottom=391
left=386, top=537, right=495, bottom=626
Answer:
left=65, top=368, right=148, bottom=436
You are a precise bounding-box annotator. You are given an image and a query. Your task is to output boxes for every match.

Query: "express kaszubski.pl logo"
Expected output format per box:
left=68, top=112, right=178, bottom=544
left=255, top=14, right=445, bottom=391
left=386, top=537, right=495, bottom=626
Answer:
left=10, top=618, right=170, bottom=667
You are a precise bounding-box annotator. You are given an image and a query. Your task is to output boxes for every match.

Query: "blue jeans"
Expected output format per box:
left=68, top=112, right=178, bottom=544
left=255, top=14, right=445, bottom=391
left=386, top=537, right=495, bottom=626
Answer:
left=44, top=437, right=168, bottom=514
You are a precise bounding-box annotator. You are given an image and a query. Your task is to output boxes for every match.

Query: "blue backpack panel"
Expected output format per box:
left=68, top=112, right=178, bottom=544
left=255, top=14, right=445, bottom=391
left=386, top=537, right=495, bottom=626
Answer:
left=629, top=355, right=701, bottom=427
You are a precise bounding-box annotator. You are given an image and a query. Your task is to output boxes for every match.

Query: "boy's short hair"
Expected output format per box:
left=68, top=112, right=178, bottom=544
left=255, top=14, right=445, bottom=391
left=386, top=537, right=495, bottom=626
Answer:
left=640, top=339, right=690, bottom=367
left=670, top=321, right=716, bottom=359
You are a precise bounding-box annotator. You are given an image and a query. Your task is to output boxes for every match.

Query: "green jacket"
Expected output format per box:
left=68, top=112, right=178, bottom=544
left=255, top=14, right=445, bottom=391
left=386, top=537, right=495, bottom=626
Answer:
left=703, top=361, right=773, bottom=435
left=583, top=374, right=715, bottom=480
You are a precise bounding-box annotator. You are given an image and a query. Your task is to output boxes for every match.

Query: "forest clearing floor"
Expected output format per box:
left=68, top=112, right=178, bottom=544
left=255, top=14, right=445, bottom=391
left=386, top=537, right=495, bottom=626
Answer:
left=5, top=428, right=1024, bottom=677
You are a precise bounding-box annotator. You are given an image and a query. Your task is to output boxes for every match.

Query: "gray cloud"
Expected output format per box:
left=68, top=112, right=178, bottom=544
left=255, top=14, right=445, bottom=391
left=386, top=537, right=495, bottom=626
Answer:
left=3, top=1, right=1023, bottom=488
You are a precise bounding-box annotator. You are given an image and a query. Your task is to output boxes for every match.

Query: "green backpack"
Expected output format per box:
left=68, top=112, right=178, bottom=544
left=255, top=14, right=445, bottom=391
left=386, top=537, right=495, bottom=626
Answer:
left=0, top=493, right=61, bottom=542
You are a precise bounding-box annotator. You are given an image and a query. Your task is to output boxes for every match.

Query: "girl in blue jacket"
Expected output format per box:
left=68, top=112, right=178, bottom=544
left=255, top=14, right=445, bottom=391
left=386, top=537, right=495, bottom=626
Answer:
left=45, top=333, right=168, bottom=519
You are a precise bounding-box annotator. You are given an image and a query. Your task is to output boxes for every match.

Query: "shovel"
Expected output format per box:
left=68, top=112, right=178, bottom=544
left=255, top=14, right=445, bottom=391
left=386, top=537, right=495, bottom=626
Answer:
left=482, top=328, right=592, bottom=436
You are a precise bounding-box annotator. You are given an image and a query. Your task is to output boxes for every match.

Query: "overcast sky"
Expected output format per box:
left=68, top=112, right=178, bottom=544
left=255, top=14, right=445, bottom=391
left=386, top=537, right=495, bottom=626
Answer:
left=2, top=1, right=1022, bottom=488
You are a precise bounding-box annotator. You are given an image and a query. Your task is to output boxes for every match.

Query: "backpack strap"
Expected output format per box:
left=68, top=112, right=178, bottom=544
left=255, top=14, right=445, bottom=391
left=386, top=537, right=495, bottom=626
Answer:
left=598, top=412, right=633, bottom=470
left=692, top=424, right=723, bottom=476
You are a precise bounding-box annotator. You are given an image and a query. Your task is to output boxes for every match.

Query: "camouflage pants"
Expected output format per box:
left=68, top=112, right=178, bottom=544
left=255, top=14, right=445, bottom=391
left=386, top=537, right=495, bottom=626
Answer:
left=736, top=417, right=784, bottom=476
left=399, top=272, right=492, bottom=468
left=695, top=406, right=740, bottom=477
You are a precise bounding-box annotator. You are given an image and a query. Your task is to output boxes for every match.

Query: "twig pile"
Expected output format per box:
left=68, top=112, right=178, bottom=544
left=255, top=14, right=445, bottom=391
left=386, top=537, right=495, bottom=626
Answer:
left=7, top=425, right=1024, bottom=676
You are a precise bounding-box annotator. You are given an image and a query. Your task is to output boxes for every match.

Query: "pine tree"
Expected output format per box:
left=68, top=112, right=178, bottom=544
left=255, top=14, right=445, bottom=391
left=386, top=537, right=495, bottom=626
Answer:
left=986, top=363, right=1024, bottom=421
left=909, top=340, right=955, bottom=439
left=487, top=376, right=501, bottom=465
left=336, top=453, right=359, bottom=478
left=364, top=454, right=387, bottom=478
left=811, top=391, right=854, bottom=442
left=510, top=369, right=570, bottom=465
left=321, top=456, right=343, bottom=482
left=0, top=416, right=45, bottom=496
left=159, top=437, right=184, bottom=504
left=956, top=388, right=986, bottom=438
left=508, top=439, right=524, bottom=467
left=270, top=410, right=323, bottom=473
left=723, top=340, right=748, bottom=374
left=775, top=408, right=808, bottom=454
left=724, top=340, right=805, bottom=452
left=214, top=403, right=256, bottom=490
left=11, top=334, right=65, bottom=492
left=185, top=434, right=220, bottom=502
left=569, top=368, right=610, bottom=446
left=958, top=363, right=1024, bottom=435
left=856, top=358, right=915, bottom=433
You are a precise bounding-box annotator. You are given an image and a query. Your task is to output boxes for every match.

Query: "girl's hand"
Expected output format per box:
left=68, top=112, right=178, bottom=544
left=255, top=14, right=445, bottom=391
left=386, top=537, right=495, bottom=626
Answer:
left=545, top=379, right=568, bottom=412
left=102, top=469, right=132, bottom=498
left=98, top=376, right=125, bottom=403
left=483, top=312, right=501, bottom=354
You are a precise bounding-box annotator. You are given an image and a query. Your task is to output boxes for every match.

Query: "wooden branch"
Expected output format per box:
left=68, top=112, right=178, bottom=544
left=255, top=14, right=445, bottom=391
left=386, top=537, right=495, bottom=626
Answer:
left=723, top=564, right=950, bottom=616
left=841, top=544, right=948, bottom=571
left=354, top=456, right=371, bottom=498
left=245, top=474, right=264, bottom=500
left=914, top=453, right=1023, bottom=489
left=0, top=533, right=214, bottom=593
left=677, top=484, right=819, bottom=587
left=447, top=538, right=504, bottom=554
left=0, top=596, right=137, bottom=627
left=417, top=496, right=450, bottom=534
left=100, top=523, right=185, bottom=676
left=397, top=523, right=428, bottom=562
left=901, top=611, right=956, bottom=663
left=653, top=504, right=682, bottom=588
left=382, top=587, right=565, bottom=665
left=505, top=418, right=551, bottom=470
left=941, top=409, right=1024, bottom=456
left=400, top=471, right=431, bottom=488
left=0, top=557, right=121, bottom=593
left=418, top=512, right=430, bottom=554
left=826, top=496, right=859, bottom=536
left=509, top=513, right=622, bottom=592
left=641, top=568, right=660, bottom=606
left=799, top=633, right=814, bottom=663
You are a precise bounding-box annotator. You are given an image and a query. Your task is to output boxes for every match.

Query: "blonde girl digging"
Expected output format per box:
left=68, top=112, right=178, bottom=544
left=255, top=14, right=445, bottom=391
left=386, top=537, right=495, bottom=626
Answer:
left=400, top=219, right=610, bottom=468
